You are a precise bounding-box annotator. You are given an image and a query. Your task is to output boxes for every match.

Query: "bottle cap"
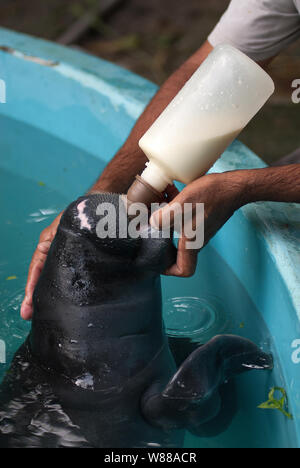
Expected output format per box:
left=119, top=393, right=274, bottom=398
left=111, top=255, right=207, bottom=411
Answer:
left=127, top=175, right=165, bottom=207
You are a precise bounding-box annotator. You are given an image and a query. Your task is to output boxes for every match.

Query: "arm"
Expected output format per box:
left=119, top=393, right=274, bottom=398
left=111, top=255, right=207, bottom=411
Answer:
left=150, top=165, right=300, bottom=277
left=239, top=165, right=300, bottom=204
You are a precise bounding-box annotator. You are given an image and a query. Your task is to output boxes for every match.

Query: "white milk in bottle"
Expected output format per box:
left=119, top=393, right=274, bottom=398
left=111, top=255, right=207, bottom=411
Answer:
left=127, top=44, right=275, bottom=204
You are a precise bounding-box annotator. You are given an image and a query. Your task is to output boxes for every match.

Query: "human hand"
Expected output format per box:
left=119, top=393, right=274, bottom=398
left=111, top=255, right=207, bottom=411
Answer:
left=150, top=171, right=245, bottom=278
left=20, top=213, right=63, bottom=320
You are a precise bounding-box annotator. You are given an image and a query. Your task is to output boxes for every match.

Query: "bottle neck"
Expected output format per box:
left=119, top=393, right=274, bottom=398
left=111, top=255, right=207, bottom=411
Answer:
left=127, top=161, right=172, bottom=206
left=127, top=175, right=165, bottom=207
left=141, top=161, right=172, bottom=192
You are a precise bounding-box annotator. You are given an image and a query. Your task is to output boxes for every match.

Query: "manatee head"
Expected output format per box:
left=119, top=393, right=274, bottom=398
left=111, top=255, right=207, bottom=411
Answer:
left=58, top=193, right=177, bottom=278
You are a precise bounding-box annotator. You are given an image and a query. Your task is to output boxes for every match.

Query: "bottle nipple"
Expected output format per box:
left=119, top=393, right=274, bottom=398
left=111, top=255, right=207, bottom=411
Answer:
left=127, top=175, right=165, bottom=207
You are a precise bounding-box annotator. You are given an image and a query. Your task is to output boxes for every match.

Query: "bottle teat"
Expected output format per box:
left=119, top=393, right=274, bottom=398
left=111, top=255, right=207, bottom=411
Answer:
left=127, top=175, right=165, bottom=207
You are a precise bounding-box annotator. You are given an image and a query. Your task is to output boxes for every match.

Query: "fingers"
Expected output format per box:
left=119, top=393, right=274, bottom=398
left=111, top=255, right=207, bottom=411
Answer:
left=150, top=198, right=183, bottom=231
left=149, top=185, right=180, bottom=229
left=21, top=241, right=51, bottom=321
left=164, top=237, right=199, bottom=278
left=150, top=185, right=189, bottom=230
left=150, top=187, right=200, bottom=278
left=37, top=240, right=52, bottom=255
left=20, top=213, right=62, bottom=321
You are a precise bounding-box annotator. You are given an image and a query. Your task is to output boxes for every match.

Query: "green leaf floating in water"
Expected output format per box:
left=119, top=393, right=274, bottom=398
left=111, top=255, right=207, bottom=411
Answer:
left=258, top=387, right=293, bottom=420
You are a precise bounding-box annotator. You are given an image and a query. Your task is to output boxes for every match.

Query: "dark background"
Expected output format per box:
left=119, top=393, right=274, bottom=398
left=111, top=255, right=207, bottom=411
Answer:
left=1, top=0, right=299, bottom=164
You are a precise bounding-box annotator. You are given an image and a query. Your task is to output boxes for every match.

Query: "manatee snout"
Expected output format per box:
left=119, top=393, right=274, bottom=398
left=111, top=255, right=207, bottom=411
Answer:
left=59, top=193, right=176, bottom=274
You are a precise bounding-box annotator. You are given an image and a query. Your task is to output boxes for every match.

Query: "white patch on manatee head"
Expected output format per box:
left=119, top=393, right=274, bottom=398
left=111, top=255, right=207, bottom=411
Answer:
left=76, top=200, right=92, bottom=231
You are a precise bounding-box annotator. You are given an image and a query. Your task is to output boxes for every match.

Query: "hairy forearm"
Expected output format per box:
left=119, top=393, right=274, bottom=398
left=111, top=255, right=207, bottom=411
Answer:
left=232, top=165, right=300, bottom=206
left=90, top=41, right=213, bottom=194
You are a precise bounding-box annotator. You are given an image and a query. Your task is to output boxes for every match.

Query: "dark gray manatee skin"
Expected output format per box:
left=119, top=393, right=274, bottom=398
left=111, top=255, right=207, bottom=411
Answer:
left=0, top=194, right=273, bottom=448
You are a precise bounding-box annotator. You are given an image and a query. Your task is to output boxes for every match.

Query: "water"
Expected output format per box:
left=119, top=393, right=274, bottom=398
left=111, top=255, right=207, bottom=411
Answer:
left=0, top=118, right=297, bottom=447
left=0, top=168, right=68, bottom=379
left=162, top=251, right=297, bottom=448
left=164, top=296, right=230, bottom=341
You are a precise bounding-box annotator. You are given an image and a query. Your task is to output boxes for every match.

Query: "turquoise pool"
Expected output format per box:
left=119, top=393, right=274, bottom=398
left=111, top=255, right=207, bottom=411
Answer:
left=0, top=28, right=299, bottom=448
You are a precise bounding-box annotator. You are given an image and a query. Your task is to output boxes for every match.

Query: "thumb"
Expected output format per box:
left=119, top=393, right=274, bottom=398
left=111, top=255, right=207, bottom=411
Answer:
left=150, top=194, right=184, bottom=231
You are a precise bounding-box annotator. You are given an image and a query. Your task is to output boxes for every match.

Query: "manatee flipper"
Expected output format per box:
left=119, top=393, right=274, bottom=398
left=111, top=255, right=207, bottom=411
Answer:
left=141, top=335, right=273, bottom=436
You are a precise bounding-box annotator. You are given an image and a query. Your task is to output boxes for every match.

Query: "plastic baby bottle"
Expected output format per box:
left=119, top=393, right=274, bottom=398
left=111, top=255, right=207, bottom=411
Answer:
left=127, top=44, right=275, bottom=205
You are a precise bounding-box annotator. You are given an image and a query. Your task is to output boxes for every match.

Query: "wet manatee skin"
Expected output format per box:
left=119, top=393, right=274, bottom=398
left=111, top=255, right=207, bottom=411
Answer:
left=0, top=194, right=273, bottom=448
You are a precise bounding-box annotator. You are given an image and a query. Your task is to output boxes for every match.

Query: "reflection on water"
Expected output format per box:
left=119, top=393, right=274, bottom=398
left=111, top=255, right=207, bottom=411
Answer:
left=0, top=168, right=68, bottom=381
left=165, top=296, right=231, bottom=342
left=27, top=208, right=59, bottom=224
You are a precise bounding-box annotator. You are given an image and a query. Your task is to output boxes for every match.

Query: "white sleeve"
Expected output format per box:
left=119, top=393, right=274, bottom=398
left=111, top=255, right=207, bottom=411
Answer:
left=208, top=0, right=300, bottom=61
